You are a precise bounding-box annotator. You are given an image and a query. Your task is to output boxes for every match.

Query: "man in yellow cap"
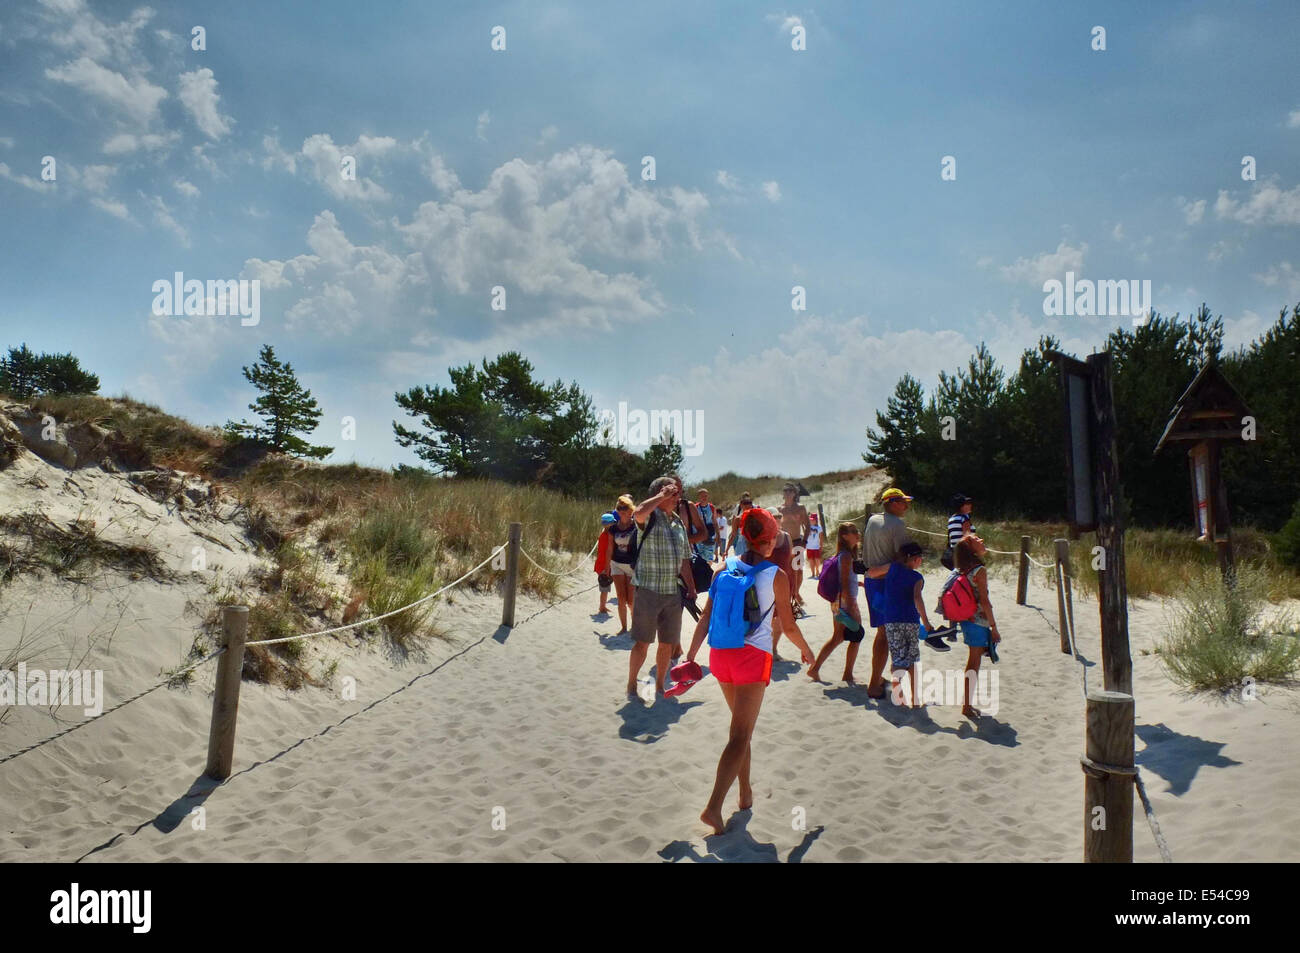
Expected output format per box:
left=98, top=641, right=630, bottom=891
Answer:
left=863, top=488, right=914, bottom=697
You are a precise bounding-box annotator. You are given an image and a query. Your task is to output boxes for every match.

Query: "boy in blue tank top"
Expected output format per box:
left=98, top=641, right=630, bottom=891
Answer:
left=880, top=542, right=939, bottom=707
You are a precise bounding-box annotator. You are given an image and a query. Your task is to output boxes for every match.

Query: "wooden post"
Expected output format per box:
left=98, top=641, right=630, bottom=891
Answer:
left=1054, top=539, right=1071, bottom=654
left=1086, top=352, right=1132, bottom=695
left=862, top=503, right=873, bottom=534
left=205, top=605, right=248, bottom=781
left=501, top=522, right=522, bottom=627
left=1015, top=535, right=1030, bottom=605
left=1056, top=538, right=1075, bottom=654
left=1083, top=689, right=1135, bottom=863
left=1212, top=441, right=1236, bottom=583
left=817, top=503, right=827, bottom=545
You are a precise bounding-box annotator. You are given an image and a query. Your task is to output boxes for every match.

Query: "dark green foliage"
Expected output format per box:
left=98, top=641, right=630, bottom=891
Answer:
left=865, top=303, right=1300, bottom=530
left=226, top=345, right=333, bottom=459
left=394, top=351, right=682, bottom=500
left=0, top=344, right=100, bottom=398
left=1277, top=500, right=1300, bottom=569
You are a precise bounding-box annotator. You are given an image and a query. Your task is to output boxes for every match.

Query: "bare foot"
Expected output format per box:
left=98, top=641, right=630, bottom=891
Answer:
left=843, top=675, right=857, bottom=685
left=700, top=807, right=726, bottom=836
left=867, top=682, right=886, bottom=699
left=806, top=667, right=822, bottom=682
left=962, top=705, right=982, bottom=720
left=738, top=788, right=753, bottom=811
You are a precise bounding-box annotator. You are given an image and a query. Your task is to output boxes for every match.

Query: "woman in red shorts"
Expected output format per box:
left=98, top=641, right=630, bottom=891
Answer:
left=685, top=508, right=813, bottom=836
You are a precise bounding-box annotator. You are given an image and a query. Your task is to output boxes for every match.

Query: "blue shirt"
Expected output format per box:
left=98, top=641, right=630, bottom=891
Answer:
left=880, top=562, right=923, bottom=624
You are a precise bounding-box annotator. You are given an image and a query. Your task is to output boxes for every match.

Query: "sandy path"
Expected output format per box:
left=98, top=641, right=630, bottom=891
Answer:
left=3, top=548, right=1293, bottom=864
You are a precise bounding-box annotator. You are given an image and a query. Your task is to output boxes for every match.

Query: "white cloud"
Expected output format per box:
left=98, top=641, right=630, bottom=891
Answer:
left=0, top=137, right=14, bottom=149
left=762, top=180, right=781, bottom=202
left=300, top=133, right=396, bottom=202
left=177, top=68, right=234, bottom=140
left=145, top=193, right=188, bottom=246
left=1177, top=196, right=1206, bottom=225
left=1287, top=108, right=1300, bottom=129
left=422, top=151, right=460, bottom=193
left=261, top=135, right=297, bottom=174
left=90, top=196, right=130, bottom=219
left=996, top=240, right=1088, bottom=285
left=476, top=110, right=491, bottom=141
left=41, top=0, right=155, bottom=66
left=1111, top=222, right=1124, bottom=241
left=1253, top=261, right=1300, bottom=296
left=74, top=163, right=115, bottom=193
left=102, top=131, right=180, bottom=155
left=0, top=161, right=53, bottom=192
left=45, top=56, right=167, bottom=126
left=173, top=178, right=199, bottom=198
left=766, top=13, right=805, bottom=33
left=716, top=170, right=741, bottom=191
left=1213, top=180, right=1300, bottom=225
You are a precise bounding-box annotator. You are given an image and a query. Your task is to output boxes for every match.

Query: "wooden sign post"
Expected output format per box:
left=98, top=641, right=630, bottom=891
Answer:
left=1050, top=348, right=1135, bottom=863
left=1153, top=362, right=1254, bottom=582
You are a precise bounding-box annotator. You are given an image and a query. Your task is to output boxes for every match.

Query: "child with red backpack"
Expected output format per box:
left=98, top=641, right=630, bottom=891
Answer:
left=940, top=535, right=1002, bottom=719
left=806, top=522, right=864, bottom=683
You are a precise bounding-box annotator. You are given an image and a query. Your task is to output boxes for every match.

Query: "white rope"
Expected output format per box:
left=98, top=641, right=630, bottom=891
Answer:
left=245, top=544, right=506, bottom=647
left=518, top=537, right=601, bottom=577
left=911, top=526, right=949, bottom=539
left=1027, top=554, right=1055, bottom=569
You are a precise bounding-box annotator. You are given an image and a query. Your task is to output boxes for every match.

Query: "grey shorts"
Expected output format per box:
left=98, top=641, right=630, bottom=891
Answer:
left=630, top=587, right=683, bottom=645
left=886, top=622, right=921, bottom=668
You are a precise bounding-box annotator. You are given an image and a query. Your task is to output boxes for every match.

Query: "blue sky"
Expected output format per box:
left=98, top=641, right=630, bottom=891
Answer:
left=2, top=0, right=1298, bottom=481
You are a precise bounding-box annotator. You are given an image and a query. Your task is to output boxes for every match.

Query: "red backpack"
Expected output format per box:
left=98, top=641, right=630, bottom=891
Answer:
left=939, top=570, right=978, bottom=622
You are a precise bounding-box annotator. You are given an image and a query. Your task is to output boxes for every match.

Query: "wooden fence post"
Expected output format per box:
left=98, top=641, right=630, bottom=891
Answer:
left=1016, top=535, right=1030, bottom=605
left=501, top=522, right=522, bottom=627
left=1054, top=538, right=1071, bottom=654
left=862, top=503, right=873, bottom=534
left=1083, top=689, right=1135, bottom=863
left=1055, top=538, right=1075, bottom=654
left=205, top=605, right=248, bottom=781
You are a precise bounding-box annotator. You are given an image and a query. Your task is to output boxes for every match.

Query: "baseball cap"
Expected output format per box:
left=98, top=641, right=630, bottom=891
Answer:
left=899, top=541, right=924, bottom=560
left=741, top=507, right=780, bottom=546
left=600, top=511, right=618, bottom=524
left=881, top=488, right=913, bottom=503
left=949, top=493, right=973, bottom=511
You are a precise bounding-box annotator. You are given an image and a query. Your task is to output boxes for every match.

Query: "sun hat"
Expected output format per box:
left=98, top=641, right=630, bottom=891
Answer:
left=881, top=488, right=913, bottom=503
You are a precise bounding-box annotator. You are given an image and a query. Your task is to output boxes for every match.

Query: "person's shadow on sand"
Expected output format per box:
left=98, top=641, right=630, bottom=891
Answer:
left=769, top=656, right=803, bottom=682
left=658, top=812, right=825, bottom=863
left=617, top=697, right=702, bottom=744
left=597, top=630, right=634, bottom=651
left=1136, top=722, right=1240, bottom=796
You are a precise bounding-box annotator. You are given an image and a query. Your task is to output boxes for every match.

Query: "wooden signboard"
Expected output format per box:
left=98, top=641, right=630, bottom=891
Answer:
left=1056, top=353, right=1097, bottom=533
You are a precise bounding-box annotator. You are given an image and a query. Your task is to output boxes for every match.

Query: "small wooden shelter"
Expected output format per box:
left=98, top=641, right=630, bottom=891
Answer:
left=1154, top=362, right=1254, bottom=572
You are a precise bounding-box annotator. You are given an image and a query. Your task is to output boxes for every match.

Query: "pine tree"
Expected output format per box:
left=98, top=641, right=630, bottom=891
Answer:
left=226, top=345, right=333, bottom=459
left=0, top=344, right=45, bottom=399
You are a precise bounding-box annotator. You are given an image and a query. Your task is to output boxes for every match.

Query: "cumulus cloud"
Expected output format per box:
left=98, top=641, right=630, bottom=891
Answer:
left=1213, top=180, right=1300, bottom=225
left=716, top=170, right=741, bottom=191
left=1178, top=197, right=1206, bottom=225
left=762, top=180, right=781, bottom=202
left=996, top=240, right=1088, bottom=285
left=264, top=133, right=397, bottom=202
left=45, top=56, right=167, bottom=126
left=476, top=110, right=490, bottom=141
left=177, top=68, right=234, bottom=139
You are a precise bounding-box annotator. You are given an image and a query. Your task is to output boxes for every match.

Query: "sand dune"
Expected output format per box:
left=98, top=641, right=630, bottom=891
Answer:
left=3, top=549, right=1295, bottom=863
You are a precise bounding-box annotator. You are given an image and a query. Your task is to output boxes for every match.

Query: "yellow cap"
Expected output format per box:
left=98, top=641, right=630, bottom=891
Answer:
left=881, top=487, right=913, bottom=502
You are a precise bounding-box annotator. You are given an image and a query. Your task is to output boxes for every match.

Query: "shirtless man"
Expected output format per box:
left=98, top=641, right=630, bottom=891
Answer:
left=777, top=483, right=812, bottom=615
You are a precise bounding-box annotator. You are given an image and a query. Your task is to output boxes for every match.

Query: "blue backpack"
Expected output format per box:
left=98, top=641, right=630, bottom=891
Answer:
left=707, top=557, right=775, bottom=649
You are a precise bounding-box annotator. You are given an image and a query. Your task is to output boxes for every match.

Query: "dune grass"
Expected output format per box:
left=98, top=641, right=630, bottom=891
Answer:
left=1155, top=564, right=1300, bottom=693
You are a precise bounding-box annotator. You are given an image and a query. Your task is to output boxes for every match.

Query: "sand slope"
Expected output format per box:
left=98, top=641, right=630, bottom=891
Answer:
left=3, top=550, right=1296, bottom=863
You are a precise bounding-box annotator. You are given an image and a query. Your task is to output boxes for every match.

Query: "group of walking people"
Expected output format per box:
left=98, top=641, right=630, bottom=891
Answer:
left=592, top=476, right=1004, bottom=836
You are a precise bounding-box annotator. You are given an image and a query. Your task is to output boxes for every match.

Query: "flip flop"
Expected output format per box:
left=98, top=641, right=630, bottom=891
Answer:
left=664, top=660, right=704, bottom=697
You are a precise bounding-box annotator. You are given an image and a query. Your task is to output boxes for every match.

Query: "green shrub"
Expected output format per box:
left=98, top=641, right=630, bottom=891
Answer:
left=1276, top=500, right=1300, bottom=569
left=1157, top=564, right=1300, bottom=693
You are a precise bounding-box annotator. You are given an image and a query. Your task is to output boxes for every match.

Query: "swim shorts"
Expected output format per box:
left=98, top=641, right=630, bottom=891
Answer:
left=886, top=622, right=921, bottom=668
left=960, top=620, right=991, bottom=648
left=709, top=645, right=773, bottom=685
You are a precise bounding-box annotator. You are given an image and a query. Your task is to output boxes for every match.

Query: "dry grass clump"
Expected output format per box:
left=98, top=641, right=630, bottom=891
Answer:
left=0, top=512, right=176, bottom=585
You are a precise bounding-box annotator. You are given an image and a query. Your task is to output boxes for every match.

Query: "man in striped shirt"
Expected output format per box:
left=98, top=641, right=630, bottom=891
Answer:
left=947, top=494, right=974, bottom=549
left=628, top=476, right=696, bottom=696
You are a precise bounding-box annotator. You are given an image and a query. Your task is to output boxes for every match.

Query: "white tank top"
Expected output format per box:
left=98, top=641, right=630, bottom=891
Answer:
left=745, top=562, right=779, bottom=654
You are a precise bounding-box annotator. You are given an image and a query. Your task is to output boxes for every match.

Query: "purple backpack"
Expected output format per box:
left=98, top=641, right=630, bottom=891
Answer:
left=816, top=553, right=841, bottom=602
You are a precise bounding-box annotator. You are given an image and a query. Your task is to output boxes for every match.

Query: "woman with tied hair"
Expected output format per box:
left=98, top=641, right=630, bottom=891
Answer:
left=601, top=495, right=639, bottom=634
left=686, top=507, right=813, bottom=836
left=952, top=534, right=1001, bottom=719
